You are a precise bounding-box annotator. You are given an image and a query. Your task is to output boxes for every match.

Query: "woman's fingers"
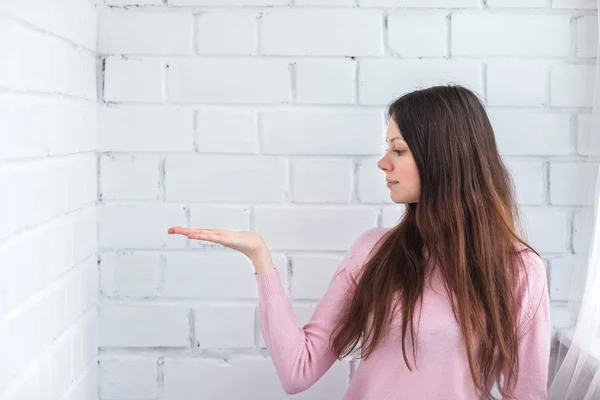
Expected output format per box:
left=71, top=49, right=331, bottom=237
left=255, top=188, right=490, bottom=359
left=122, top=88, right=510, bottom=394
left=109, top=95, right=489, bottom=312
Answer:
left=188, top=231, right=220, bottom=241
left=168, top=227, right=224, bottom=243
left=168, top=226, right=192, bottom=235
left=168, top=227, right=215, bottom=236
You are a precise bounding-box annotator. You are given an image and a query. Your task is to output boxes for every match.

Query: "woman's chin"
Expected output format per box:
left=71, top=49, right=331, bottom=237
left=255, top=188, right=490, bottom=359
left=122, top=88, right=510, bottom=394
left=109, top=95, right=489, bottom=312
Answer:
left=390, top=192, right=417, bottom=205
left=390, top=194, right=406, bottom=204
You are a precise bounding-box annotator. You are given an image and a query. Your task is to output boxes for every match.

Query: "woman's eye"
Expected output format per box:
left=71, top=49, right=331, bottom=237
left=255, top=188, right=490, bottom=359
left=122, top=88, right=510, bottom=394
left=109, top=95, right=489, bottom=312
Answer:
left=393, top=149, right=405, bottom=155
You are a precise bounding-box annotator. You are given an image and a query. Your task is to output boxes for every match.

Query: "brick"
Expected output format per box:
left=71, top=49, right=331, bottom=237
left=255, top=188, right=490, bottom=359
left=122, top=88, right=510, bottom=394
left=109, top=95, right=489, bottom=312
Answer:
left=0, top=228, right=44, bottom=314
left=71, top=207, right=98, bottom=265
left=53, top=43, right=97, bottom=100
left=294, top=305, right=318, bottom=326
left=573, top=210, right=593, bottom=254
left=0, top=18, right=96, bottom=98
left=577, top=15, right=598, bottom=58
left=504, top=160, right=544, bottom=205
left=74, top=313, right=99, bottom=377
left=0, top=97, right=93, bottom=159
left=254, top=208, right=377, bottom=250
left=262, top=10, right=382, bottom=56
left=47, top=334, right=73, bottom=400
left=70, top=322, right=88, bottom=380
left=101, top=154, right=159, bottom=201
left=261, top=110, right=383, bottom=155
left=98, top=205, right=187, bottom=249
left=63, top=367, right=98, bottom=400
left=1, top=0, right=49, bottom=41
left=358, top=157, right=395, bottom=204
left=359, top=59, right=482, bottom=105
left=166, top=58, right=290, bottom=103
left=388, top=13, right=447, bottom=57
left=550, top=304, right=573, bottom=336
left=164, top=156, right=286, bottom=202
left=452, top=13, right=570, bottom=57
left=552, top=0, right=596, bottom=8
left=163, top=253, right=256, bottom=298
left=190, top=206, right=250, bottom=231
left=105, top=0, right=162, bottom=4
left=195, top=109, right=258, bottom=153
left=196, top=12, right=256, bottom=54
left=0, top=96, right=50, bottom=160
left=163, top=253, right=286, bottom=299
left=164, top=358, right=285, bottom=399
left=360, top=0, right=480, bottom=6
left=0, top=99, right=96, bottom=160
left=550, top=163, right=598, bottom=206
left=292, top=159, right=353, bottom=204
left=171, top=0, right=286, bottom=4
left=486, top=0, right=547, bottom=6
left=3, top=354, right=51, bottom=400
left=64, top=259, right=99, bottom=329
left=291, top=255, right=341, bottom=299
left=0, top=0, right=93, bottom=49
left=520, top=207, right=569, bottom=253
left=295, top=60, right=355, bottom=104
left=382, top=206, right=405, bottom=228
left=100, top=253, right=161, bottom=298
left=550, top=255, right=587, bottom=301
left=551, top=64, right=595, bottom=107
left=194, top=305, right=256, bottom=349
left=0, top=161, right=65, bottom=240
left=100, top=304, right=189, bottom=347
left=0, top=18, right=47, bottom=92
left=104, top=57, right=164, bottom=102
left=64, top=154, right=97, bottom=213
left=296, top=0, right=353, bottom=4
left=488, top=110, right=571, bottom=156
left=70, top=0, right=98, bottom=49
left=100, top=358, right=158, bottom=399
left=22, top=0, right=96, bottom=49
left=577, top=114, right=600, bottom=156
left=486, top=61, right=548, bottom=107
left=0, top=279, right=66, bottom=393
left=98, top=106, right=194, bottom=152
left=99, top=9, right=193, bottom=55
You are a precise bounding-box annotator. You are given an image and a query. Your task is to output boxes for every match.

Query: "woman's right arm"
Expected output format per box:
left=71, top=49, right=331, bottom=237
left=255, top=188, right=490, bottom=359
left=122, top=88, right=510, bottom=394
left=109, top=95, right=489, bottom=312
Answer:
left=253, top=229, right=383, bottom=395
left=254, top=263, right=351, bottom=394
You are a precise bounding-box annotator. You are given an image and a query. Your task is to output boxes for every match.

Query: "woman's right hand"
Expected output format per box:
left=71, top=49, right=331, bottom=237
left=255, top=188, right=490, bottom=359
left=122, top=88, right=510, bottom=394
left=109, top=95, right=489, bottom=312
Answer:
left=167, top=227, right=271, bottom=266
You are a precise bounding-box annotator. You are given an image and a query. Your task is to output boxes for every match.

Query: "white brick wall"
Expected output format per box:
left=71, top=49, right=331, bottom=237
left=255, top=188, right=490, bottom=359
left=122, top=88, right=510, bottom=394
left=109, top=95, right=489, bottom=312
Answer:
left=95, top=2, right=598, bottom=399
left=0, top=1, right=98, bottom=399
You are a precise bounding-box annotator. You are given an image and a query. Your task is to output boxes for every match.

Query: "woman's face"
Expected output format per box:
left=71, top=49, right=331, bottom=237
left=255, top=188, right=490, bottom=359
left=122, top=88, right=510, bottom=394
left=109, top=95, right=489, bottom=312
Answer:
left=377, top=119, right=421, bottom=204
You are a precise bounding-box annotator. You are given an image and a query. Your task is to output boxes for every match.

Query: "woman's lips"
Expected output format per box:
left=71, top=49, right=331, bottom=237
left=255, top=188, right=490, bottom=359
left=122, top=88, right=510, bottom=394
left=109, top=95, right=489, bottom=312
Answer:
left=386, top=181, right=398, bottom=188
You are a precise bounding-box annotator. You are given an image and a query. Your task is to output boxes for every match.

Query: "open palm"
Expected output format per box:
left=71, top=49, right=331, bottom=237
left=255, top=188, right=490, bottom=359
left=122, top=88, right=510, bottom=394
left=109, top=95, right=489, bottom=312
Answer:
left=168, top=227, right=267, bottom=260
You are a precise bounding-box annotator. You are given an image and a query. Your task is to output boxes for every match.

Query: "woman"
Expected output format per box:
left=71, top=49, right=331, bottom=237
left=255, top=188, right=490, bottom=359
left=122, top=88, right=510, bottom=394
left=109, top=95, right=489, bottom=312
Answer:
left=168, top=85, right=550, bottom=399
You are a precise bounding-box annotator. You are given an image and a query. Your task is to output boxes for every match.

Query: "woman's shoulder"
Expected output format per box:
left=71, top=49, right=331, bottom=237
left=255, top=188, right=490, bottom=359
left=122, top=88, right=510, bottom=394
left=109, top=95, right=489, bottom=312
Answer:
left=355, top=227, right=391, bottom=247
left=341, top=227, right=391, bottom=281
left=514, top=246, right=548, bottom=323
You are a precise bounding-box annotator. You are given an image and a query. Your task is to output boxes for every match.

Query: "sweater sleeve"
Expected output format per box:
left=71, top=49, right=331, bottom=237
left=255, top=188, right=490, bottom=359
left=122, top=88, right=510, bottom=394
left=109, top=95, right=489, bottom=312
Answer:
left=508, top=252, right=551, bottom=399
left=254, top=228, right=384, bottom=395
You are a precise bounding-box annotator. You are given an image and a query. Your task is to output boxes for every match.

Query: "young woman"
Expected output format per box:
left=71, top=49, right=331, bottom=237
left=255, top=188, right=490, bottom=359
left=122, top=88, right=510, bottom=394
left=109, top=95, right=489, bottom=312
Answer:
left=169, top=85, right=551, bottom=399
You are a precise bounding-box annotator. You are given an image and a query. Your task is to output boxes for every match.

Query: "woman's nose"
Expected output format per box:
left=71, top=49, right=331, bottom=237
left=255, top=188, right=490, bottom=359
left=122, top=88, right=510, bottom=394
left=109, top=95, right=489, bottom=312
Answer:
left=377, top=156, right=390, bottom=172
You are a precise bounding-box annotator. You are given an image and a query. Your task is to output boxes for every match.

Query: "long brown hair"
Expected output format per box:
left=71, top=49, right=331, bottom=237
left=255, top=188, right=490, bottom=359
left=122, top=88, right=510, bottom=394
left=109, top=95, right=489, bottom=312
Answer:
left=330, top=85, right=538, bottom=399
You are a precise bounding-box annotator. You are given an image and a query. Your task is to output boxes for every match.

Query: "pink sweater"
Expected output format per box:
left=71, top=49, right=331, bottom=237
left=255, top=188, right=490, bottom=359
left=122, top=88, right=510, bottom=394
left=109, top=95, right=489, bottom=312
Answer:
left=255, top=228, right=551, bottom=399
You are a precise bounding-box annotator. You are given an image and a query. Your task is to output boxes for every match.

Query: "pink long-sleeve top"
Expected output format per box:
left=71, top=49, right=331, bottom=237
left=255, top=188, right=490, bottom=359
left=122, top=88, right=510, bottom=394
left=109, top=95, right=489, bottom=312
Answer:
left=255, top=228, right=551, bottom=399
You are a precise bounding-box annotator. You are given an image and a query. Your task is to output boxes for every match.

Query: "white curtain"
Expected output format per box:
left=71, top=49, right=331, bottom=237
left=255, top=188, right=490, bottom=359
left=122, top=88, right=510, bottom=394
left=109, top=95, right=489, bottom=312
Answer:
left=547, top=6, right=600, bottom=399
